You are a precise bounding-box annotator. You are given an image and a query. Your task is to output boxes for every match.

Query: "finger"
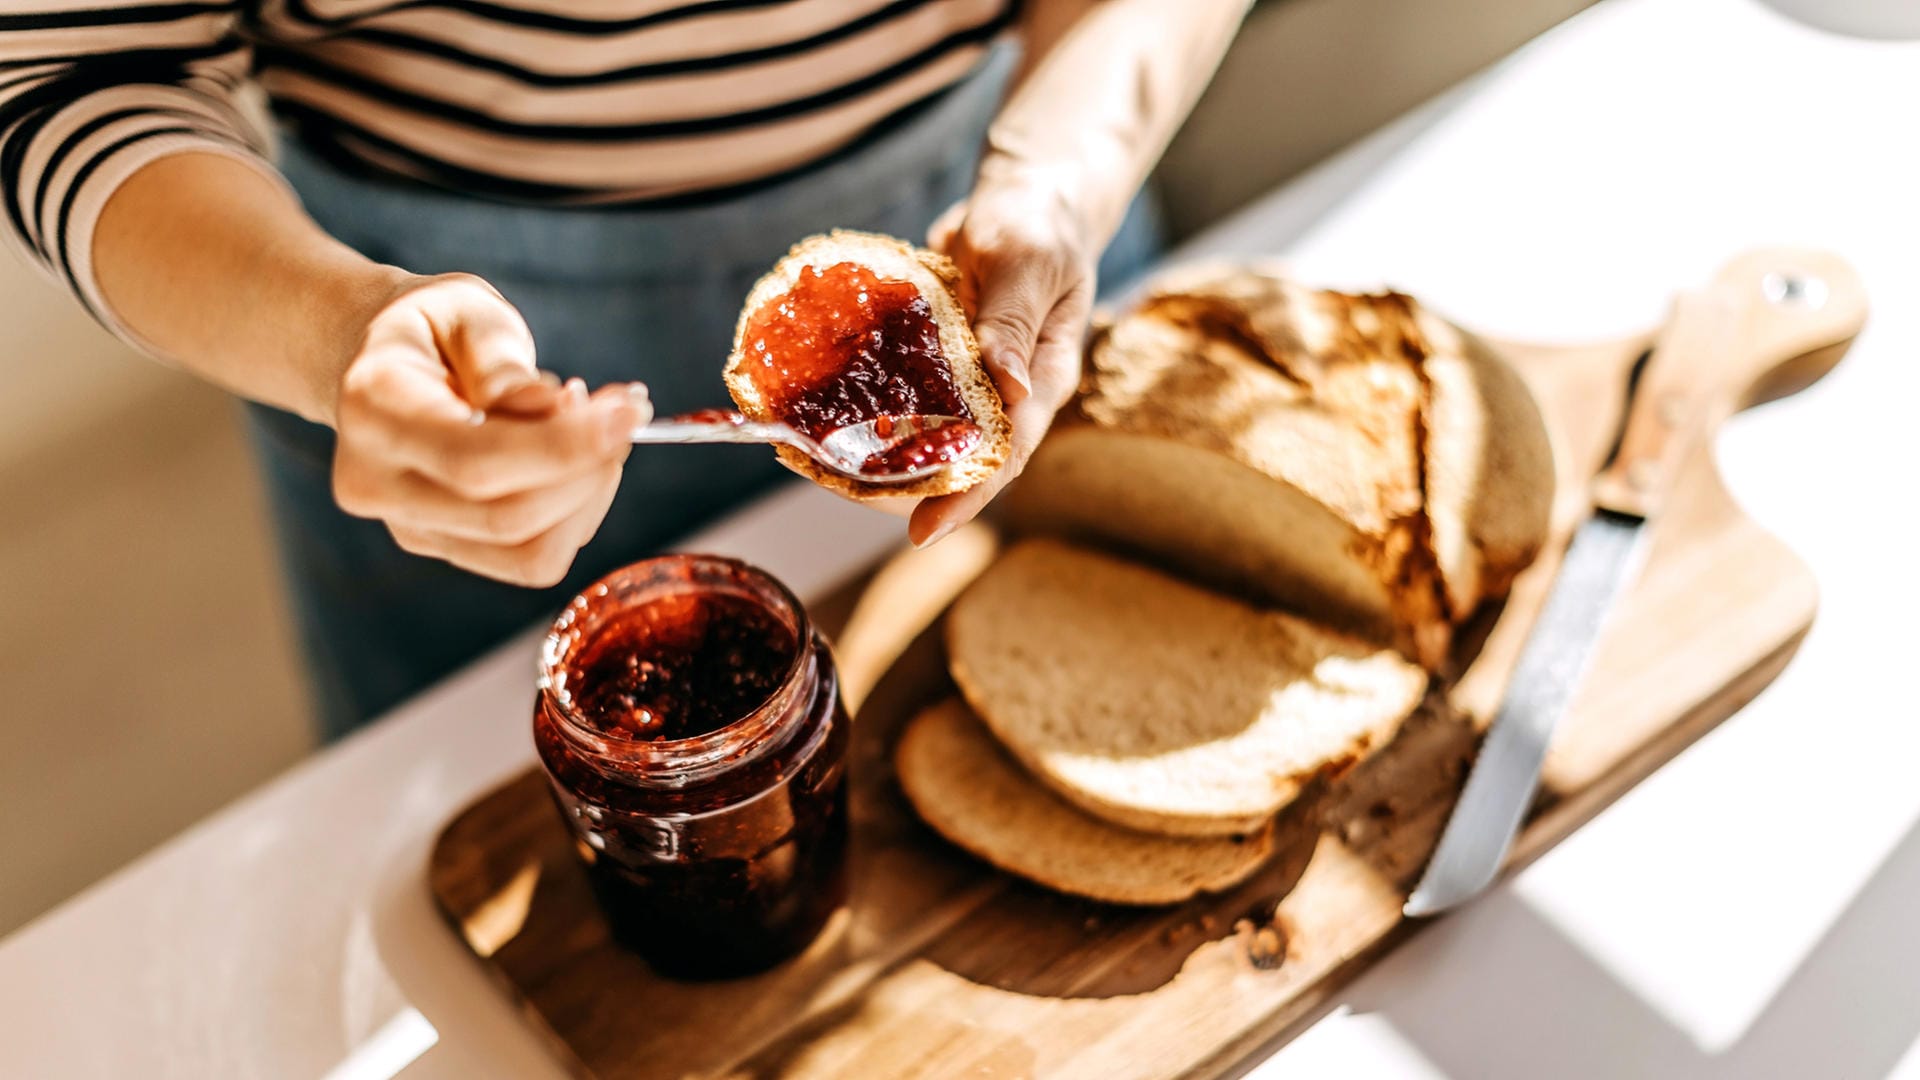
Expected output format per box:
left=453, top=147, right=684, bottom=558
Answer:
left=343, top=462, right=620, bottom=545
left=926, top=201, right=966, bottom=254
left=908, top=295, right=1087, bottom=546
left=341, top=361, right=640, bottom=498
left=405, top=275, right=557, bottom=412
left=969, top=256, right=1057, bottom=405
left=389, top=463, right=623, bottom=588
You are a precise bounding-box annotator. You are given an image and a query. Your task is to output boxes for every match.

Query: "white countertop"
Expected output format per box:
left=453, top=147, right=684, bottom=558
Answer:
left=6, top=0, right=1919, bottom=1076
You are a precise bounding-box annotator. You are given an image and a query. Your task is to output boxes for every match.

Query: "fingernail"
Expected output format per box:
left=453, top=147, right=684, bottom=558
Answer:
left=913, top=520, right=958, bottom=549
left=996, top=349, right=1032, bottom=401
left=492, top=379, right=561, bottom=417
left=600, top=400, right=637, bottom=450
left=625, top=382, right=654, bottom=424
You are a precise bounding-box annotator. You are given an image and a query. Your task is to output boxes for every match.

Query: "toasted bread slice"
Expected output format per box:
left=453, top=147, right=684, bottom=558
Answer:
left=724, top=230, right=1010, bottom=500
left=947, top=539, right=1428, bottom=837
left=896, top=699, right=1278, bottom=905
left=1006, top=265, right=1552, bottom=667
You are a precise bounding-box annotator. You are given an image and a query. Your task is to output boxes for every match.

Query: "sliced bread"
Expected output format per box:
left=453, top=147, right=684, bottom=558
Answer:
left=723, top=230, right=1011, bottom=500
left=946, top=539, right=1429, bottom=837
left=896, top=699, right=1278, bottom=905
left=1005, top=264, right=1552, bottom=667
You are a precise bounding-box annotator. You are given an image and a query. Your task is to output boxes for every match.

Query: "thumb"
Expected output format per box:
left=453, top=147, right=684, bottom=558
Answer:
left=969, top=262, right=1046, bottom=404
left=926, top=200, right=966, bottom=254
left=423, top=276, right=558, bottom=415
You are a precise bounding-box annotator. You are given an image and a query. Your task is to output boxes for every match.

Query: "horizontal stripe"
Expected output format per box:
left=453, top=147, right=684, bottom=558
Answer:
left=256, top=13, right=1007, bottom=140
left=330, top=0, right=939, bottom=87
left=277, top=58, right=973, bottom=208
left=273, top=101, right=596, bottom=198
left=280, top=0, right=794, bottom=37
left=263, top=40, right=984, bottom=187
left=0, top=2, right=234, bottom=32
left=291, top=0, right=1000, bottom=125
left=0, top=42, right=245, bottom=96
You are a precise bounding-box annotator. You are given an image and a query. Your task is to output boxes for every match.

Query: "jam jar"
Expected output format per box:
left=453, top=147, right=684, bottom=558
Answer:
left=533, top=555, right=851, bottom=979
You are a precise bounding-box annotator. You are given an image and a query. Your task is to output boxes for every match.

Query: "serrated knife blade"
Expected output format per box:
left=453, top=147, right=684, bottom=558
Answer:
left=1402, top=509, right=1649, bottom=917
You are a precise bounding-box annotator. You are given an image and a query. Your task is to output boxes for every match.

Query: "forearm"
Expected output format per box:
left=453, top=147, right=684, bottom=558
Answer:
left=991, top=0, right=1250, bottom=246
left=92, top=152, right=409, bottom=425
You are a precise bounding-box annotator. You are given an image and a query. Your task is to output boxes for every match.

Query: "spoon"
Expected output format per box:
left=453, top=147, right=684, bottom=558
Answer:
left=630, top=410, right=982, bottom=485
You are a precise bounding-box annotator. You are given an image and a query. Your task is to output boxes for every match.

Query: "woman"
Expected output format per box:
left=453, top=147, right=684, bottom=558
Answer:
left=1, top=0, right=1248, bottom=736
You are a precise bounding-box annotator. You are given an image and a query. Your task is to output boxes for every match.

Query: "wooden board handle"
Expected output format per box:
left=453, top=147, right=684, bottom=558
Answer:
left=1592, top=248, right=1867, bottom=517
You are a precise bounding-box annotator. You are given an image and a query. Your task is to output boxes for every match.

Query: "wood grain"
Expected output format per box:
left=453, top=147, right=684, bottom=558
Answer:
left=428, top=255, right=1863, bottom=1080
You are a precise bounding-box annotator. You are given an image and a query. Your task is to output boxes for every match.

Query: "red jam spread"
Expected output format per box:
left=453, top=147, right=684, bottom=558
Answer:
left=858, top=418, right=983, bottom=476
left=740, top=261, right=973, bottom=441
left=567, top=593, right=797, bottom=742
left=534, top=557, right=850, bottom=979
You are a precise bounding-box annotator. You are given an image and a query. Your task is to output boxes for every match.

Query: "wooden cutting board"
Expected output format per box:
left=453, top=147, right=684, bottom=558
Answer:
left=428, top=250, right=1866, bottom=1080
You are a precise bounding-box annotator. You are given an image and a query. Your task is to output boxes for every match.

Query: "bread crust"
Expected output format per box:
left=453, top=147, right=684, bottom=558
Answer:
left=896, top=698, right=1280, bottom=904
left=723, top=230, right=1010, bottom=500
left=1007, top=263, right=1554, bottom=667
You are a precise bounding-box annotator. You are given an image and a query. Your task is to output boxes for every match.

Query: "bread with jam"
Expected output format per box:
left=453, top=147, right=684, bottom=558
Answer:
left=724, top=230, right=1011, bottom=500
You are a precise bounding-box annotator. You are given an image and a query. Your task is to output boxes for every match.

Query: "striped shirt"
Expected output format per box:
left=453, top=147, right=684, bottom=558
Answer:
left=0, top=0, right=1015, bottom=327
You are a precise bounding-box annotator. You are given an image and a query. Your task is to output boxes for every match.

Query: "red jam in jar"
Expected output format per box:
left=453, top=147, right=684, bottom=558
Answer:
left=534, top=556, right=850, bottom=979
left=739, top=261, right=973, bottom=441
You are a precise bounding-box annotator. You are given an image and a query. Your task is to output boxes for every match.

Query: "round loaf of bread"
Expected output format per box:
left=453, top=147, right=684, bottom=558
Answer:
left=1005, top=264, right=1553, bottom=667
left=723, top=230, right=1011, bottom=500
left=946, top=539, right=1429, bottom=837
left=896, top=699, right=1279, bottom=905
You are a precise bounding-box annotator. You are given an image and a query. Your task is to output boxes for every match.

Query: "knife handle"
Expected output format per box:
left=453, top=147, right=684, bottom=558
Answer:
left=1591, top=248, right=1867, bottom=518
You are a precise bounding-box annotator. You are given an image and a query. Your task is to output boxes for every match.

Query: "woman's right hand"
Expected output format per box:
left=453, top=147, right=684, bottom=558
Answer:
left=328, top=273, right=649, bottom=588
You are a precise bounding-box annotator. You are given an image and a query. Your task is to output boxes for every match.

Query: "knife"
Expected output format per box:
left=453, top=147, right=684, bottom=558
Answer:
left=1403, top=249, right=1868, bottom=918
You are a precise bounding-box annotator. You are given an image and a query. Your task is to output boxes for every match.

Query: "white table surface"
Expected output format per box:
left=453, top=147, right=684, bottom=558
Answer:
left=6, top=0, right=1919, bottom=1076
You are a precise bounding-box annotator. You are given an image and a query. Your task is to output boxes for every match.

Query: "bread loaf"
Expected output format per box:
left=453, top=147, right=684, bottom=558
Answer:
left=896, top=699, right=1278, bottom=905
left=724, top=230, right=1011, bottom=500
left=946, top=539, right=1428, bottom=837
left=1005, top=265, right=1553, bottom=667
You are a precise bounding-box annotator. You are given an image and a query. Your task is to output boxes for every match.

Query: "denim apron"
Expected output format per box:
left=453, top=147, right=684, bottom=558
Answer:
left=247, top=43, right=1162, bottom=739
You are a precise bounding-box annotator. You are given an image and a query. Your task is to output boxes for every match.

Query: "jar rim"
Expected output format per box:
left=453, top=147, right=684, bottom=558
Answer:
left=537, top=554, right=815, bottom=782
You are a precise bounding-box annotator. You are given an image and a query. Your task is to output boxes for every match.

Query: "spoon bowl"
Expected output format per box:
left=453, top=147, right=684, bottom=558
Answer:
left=817, top=414, right=983, bottom=484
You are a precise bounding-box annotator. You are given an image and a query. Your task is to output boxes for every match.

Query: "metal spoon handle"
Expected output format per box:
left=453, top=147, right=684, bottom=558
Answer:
left=629, top=418, right=815, bottom=452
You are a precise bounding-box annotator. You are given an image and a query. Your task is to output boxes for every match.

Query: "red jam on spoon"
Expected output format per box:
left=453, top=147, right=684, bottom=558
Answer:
left=856, top=417, right=983, bottom=477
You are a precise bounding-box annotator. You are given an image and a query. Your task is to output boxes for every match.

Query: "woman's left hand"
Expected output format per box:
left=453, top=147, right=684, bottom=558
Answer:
left=907, top=168, right=1099, bottom=547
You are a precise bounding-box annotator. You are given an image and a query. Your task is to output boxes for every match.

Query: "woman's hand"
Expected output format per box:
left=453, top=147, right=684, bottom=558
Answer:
left=908, top=167, right=1098, bottom=546
left=329, top=273, right=648, bottom=587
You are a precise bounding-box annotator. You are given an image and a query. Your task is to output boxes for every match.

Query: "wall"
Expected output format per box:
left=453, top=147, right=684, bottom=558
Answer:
left=1159, top=0, right=1594, bottom=237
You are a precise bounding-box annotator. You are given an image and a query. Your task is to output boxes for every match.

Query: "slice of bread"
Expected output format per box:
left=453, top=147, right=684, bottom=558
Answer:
left=946, top=539, right=1428, bottom=837
left=1005, top=265, right=1552, bottom=667
left=723, top=230, right=1011, bottom=500
left=896, top=699, right=1278, bottom=905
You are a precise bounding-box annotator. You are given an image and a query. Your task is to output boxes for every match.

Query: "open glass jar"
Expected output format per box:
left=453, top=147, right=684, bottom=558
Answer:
left=533, top=555, right=851, bottom=979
